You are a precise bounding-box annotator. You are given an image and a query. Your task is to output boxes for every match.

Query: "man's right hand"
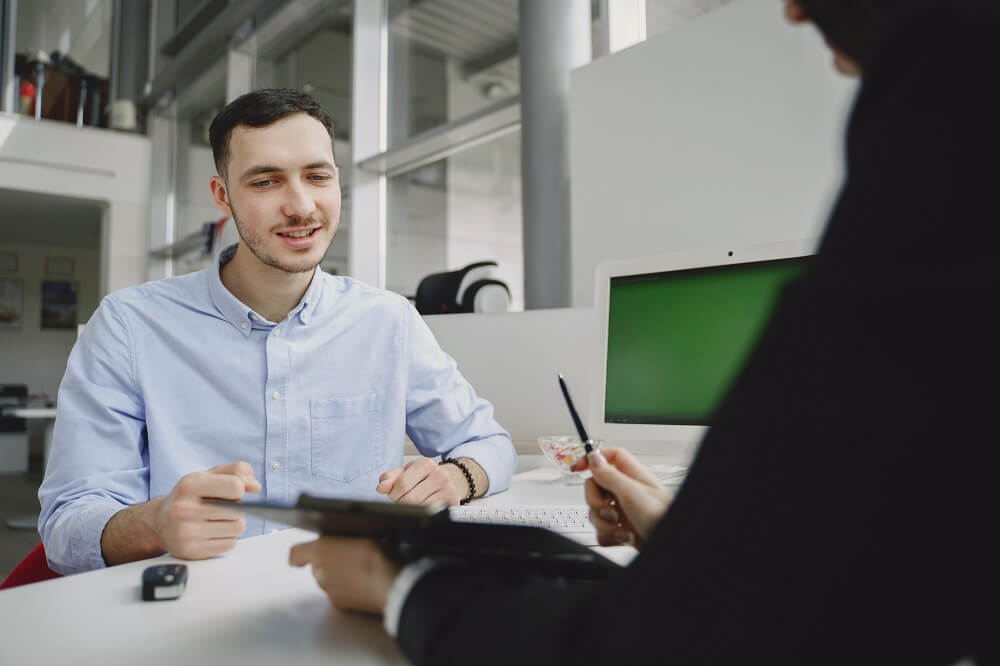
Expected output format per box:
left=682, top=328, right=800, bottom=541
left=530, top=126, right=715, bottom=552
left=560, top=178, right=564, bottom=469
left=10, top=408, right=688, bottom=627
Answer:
left=573, top=447, right=671, bottom=549
left=101, top=461, right=261, bottom=565
left=153, top=462, right=261, bottom=559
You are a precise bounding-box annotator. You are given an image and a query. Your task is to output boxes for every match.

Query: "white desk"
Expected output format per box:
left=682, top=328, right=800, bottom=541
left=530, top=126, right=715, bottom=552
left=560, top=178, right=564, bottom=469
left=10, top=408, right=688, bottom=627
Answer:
left=0, top=455, right=674, bottom=665
left=1, top=407, right=57, bottom=464
left=1, top=407, right=57, bottom=531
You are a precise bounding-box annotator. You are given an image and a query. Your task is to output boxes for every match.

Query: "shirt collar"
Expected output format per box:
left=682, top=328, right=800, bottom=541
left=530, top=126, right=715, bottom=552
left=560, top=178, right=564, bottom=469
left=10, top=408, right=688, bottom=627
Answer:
left=296, top=262, right=325, bottom=326
left=207, top=244, right=325, bottom=335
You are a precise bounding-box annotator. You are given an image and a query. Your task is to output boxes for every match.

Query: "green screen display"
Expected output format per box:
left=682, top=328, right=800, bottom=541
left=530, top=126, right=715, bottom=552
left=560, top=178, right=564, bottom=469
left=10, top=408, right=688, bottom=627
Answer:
left=605, top=257, right=806, bottom=425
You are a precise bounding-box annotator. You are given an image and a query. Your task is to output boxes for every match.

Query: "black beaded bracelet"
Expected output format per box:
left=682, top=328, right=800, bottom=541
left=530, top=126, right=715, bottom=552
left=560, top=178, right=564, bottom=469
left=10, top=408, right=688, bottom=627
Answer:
left=440, top=458, right=476, bottom=505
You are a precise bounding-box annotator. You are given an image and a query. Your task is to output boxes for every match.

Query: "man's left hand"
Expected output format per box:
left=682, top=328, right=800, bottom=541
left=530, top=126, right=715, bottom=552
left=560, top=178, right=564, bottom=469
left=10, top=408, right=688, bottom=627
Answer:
left=376, top=457, right=469, bottom=506
left=289, top=537, right=399, bottom=614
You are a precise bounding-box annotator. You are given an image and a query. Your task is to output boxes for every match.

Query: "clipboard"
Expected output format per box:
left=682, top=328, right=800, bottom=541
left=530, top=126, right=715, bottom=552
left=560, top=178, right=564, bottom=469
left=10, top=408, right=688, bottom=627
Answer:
left=210, top=494, right=622, bottom=581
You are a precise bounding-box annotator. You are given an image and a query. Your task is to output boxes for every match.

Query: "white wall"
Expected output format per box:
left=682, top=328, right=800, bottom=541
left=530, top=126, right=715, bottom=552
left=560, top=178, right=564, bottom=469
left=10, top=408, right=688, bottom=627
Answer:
left=424, top=308, right=593, bottom=443
left=0, top=113, right=152, bottom=294
left=0, top=241, right=99, bottom=398
left=569, top=0, right=858, bottom=305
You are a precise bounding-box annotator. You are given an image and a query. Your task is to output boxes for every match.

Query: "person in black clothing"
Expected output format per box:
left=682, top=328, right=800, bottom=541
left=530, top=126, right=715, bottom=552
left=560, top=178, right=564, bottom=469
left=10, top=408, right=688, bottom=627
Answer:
left=289, top=0, right=1000, bottom=662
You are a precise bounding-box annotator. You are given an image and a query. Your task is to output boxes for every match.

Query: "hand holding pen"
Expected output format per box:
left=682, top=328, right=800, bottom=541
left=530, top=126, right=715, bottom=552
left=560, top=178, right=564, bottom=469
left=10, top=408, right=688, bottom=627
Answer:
left=559, top=374, right=672, bottom=549
left=573, top=447, right=671, bottom=549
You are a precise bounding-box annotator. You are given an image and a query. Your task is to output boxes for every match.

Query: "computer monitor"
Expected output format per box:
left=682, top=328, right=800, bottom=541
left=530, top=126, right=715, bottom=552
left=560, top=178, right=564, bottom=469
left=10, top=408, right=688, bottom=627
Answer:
left=590, top=239, right=816, bottom=448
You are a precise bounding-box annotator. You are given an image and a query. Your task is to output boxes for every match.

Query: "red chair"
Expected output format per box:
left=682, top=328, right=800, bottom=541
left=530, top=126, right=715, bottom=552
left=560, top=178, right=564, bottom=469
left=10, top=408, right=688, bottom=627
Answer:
left=0, top=543, right=61, bottom=590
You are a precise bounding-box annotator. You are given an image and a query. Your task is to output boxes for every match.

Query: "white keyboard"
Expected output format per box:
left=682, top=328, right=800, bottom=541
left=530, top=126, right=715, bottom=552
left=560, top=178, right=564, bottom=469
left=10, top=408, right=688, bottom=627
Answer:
left=449, top=505, right=595, bottom=544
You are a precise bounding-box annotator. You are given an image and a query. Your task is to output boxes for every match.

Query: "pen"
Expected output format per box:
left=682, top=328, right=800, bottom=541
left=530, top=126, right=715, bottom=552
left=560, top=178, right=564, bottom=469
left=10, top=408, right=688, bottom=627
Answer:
left=557, top=374, right=611, bottom=500
left=557, top=374, right=595, bottom=454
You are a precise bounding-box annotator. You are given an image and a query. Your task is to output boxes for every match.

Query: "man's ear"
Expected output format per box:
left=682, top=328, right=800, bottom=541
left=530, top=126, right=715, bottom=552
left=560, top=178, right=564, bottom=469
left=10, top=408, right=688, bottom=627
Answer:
left=210, top=175, right=233, bottom=217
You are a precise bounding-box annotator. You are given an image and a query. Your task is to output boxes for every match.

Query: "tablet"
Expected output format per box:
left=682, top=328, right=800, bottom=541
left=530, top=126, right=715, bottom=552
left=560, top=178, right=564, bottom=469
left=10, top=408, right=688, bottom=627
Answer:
left=211, top=494, right=622, bottom=581
left=208, top=494, right=448, bottom=537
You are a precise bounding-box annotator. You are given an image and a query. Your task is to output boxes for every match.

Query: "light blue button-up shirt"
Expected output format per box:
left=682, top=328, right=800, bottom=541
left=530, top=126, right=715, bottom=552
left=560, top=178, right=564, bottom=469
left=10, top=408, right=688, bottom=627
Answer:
left=39, top=246, right=515, bottom=575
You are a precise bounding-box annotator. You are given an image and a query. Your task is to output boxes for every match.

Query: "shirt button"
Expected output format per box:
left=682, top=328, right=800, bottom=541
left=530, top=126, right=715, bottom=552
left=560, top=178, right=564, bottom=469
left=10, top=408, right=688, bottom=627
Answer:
left=273, top=328, right=281, bottom=336
left=240, top=322, right=249, bottom=329
left=271, top=391, right=280, bottom=400
left=270, top=529, right=279, bottom=534
left=271, top=460, right=281, bottom=471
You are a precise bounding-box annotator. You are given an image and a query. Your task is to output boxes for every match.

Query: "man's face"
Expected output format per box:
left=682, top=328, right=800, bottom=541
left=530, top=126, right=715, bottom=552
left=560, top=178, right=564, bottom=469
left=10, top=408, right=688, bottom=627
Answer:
left=785, top=0, right=863, bottom=77
left=211, top=113, right=341, bottom=275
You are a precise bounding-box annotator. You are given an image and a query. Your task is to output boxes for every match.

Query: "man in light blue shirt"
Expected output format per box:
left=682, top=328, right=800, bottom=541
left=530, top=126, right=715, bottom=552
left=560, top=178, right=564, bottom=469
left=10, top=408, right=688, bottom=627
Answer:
left=38, top=89, right=516, bottom=575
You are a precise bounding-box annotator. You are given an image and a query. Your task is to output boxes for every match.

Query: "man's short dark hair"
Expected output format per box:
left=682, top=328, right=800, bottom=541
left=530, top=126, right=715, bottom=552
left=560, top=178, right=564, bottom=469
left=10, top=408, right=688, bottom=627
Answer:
left=795, top=0, right=897, bottom=69
left=209, top=88, right=334, bottom=180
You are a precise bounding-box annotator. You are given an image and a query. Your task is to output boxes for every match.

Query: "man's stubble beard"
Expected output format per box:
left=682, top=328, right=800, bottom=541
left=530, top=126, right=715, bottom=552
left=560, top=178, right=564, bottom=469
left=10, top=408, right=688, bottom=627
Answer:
left=229, top=198, right=337, bottom=275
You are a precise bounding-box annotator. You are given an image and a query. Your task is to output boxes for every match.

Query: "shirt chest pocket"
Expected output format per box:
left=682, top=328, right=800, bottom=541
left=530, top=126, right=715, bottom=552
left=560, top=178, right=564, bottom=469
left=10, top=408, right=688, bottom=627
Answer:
left=310, top=392, right=384, bottom=484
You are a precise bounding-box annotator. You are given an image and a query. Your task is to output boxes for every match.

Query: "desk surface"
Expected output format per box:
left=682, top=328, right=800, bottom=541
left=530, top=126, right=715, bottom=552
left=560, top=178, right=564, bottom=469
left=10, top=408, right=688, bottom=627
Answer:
left=0, top=407, right=57, bottom=419
left=0, top=455, right=672, bottom=666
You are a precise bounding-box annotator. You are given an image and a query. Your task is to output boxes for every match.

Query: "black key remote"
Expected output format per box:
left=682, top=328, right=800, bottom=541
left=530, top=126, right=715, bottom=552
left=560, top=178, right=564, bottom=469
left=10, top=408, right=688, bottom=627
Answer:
left=141, top=564, right=188, bottom=601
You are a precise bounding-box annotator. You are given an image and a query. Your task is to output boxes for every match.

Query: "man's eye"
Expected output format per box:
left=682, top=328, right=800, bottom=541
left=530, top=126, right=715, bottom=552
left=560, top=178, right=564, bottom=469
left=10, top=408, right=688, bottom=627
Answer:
left=309, top=174, right=333, bottom=182
left=252, top=179, right=274, bottom=188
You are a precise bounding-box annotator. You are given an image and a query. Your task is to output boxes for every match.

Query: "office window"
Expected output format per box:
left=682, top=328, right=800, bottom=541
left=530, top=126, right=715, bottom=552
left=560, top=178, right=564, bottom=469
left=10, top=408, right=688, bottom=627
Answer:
left=386, top=0, right=519, bottom=147
left=386, top=131, right=523, bottom=311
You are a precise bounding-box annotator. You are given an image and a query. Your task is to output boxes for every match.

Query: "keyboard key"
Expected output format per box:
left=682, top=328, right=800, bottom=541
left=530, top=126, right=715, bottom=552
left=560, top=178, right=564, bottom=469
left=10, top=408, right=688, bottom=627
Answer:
left=449, top=505, right=593, bottom=533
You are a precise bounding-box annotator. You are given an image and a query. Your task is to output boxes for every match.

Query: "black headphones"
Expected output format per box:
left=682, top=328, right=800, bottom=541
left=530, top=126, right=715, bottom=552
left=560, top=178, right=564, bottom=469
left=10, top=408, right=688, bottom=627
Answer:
left=415, top=261, right=511, bottom=314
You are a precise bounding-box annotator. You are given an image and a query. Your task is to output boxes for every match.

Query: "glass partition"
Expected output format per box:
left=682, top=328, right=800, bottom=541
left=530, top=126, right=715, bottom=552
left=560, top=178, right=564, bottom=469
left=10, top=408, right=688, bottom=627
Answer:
left=386, top=0, right=519, bottom=147
left=386, top=131, right=523, bottom=311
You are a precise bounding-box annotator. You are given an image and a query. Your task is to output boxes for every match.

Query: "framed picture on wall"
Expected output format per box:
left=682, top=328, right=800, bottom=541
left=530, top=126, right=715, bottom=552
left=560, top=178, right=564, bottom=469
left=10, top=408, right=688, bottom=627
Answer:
left=0, top=277, right=24, bottom=330
left=0, top=251, right=17, bottom=273
left=41, top=280, right=78, bottom=330
left=45, top=256, right=75, bottom=277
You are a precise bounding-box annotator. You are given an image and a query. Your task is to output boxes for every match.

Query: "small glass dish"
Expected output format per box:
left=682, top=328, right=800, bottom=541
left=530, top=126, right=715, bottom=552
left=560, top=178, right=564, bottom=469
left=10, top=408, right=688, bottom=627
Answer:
left=537, top=435, right=602, bottom=478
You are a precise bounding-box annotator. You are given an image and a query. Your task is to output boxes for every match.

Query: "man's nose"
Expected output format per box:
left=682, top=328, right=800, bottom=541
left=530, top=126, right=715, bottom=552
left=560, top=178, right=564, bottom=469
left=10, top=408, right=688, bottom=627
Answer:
left=281, top=180, right=316, bottom=220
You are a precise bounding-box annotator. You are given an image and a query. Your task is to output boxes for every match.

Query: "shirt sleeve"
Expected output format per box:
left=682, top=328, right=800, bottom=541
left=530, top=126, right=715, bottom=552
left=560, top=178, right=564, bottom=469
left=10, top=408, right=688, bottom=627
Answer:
left=37, top=296, right=150, bottom=575
left=401, top=301, right=516, bottom=495
left=383, top=558, right=440, bottom=637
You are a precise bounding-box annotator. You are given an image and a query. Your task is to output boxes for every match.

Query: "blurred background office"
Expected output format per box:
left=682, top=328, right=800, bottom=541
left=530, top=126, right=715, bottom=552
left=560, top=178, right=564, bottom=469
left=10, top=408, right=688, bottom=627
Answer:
left=0, top=0, right=854, bottom=579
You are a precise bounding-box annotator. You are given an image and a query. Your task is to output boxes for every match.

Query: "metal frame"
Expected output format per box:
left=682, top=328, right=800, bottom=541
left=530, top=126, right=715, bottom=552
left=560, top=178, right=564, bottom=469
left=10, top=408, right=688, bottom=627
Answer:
left=357, top=95, right=519, bottom=178
left=348, top=0, right=389, bottom=288
left=0, top=0, right=16, bottom=114
left=109, top=0, right=122, bottom=104
left=146, top=109, right=178, bottom=280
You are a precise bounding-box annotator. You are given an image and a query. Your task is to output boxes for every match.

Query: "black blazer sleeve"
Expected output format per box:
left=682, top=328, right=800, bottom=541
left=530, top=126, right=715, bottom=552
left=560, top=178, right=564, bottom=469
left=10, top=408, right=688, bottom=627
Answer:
left=397, top=4, right=1000, bottom=664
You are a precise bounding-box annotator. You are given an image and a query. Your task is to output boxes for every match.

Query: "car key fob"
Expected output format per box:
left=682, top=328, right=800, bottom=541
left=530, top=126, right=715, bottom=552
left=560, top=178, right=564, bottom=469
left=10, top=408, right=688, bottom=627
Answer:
left=141, top=563, right=188, bottom=601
